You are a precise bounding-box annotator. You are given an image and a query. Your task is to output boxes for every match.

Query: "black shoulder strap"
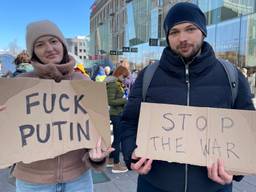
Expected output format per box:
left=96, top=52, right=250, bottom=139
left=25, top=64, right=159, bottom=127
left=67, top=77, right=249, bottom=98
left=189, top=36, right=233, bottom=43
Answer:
left=142, top=61, right=160, bottom=101
left=218, top=58, right=238, bottom=106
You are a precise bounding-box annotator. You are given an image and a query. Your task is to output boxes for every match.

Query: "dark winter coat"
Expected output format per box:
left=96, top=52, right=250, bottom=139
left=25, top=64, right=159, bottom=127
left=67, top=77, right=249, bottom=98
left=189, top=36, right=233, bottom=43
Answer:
left=120, top=42, right=254, bottom=192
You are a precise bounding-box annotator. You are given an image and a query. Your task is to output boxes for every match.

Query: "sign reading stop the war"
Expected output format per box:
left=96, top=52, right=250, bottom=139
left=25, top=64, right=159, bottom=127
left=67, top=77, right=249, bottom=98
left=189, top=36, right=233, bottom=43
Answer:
left=135, top=103, right=256, bottom=175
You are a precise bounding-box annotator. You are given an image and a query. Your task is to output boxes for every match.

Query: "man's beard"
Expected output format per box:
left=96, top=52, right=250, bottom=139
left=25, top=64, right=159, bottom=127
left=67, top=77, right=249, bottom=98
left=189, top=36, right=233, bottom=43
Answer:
left=171, top=40, right=203, bottom=63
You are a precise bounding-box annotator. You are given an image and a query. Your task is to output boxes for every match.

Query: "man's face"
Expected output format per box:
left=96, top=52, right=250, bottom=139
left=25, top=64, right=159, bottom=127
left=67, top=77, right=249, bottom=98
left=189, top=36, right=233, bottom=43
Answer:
left=168, top=22, right=204, bottom=60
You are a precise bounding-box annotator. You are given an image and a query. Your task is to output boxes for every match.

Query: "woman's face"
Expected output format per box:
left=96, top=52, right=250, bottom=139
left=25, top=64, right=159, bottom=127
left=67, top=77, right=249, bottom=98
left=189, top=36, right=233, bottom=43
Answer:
left=118, top=74, right=127, bottom=82
left=33, top=35, right=64, bottom=64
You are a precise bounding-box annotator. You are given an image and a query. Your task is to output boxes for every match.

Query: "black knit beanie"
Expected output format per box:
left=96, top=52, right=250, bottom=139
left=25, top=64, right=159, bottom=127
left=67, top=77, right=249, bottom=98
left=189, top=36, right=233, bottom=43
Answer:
left=164, top=2, right=207, bottom=41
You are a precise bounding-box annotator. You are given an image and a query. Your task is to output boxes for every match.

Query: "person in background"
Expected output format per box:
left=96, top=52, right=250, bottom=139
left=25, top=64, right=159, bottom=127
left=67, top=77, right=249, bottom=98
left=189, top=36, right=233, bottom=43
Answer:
left=1, top=70, right=13, bottom=78
left=95, top=66, right=106, bottom=82
left=0, top=63, right=13, bottom=78
left=120, top=59, right=129, bottom=70
left=8, top=20, right=113, bottom=192
left=247, top=67, right=256, bottom=98
left=131, top=69, right=138, bottom=86
left=12, top=51, right=33, bottom=77
left=104, top=66, right=111, bottom=76
left=120, top=2, right=254, bottom=192
left=74, top=63, right=90, bottom=78
left=241, top=67, right=248, bottom=78
left=104, top=65, right=129, bottom=173
left=120, top=59, right=134, bottom=98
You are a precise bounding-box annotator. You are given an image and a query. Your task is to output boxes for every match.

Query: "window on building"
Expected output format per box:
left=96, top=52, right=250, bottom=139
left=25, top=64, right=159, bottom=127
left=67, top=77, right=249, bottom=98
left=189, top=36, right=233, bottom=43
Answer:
left=199, top=0, right=256, bottom=25
left=75, top=46, right=78, bottom=55
left=243, top=13, right=256, bottom=67
left=215, top=18, right=240, bottom=66
left=158, top=0, right=163, bottom=6
left=115, top=0, right=118, bottom=11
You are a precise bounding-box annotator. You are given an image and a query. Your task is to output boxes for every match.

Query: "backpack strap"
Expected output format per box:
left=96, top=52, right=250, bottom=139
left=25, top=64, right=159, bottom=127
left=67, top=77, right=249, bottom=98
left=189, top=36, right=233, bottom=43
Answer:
left=142, top=61, right=160, bottom=101
left=218, top=58, right=239, bottom=107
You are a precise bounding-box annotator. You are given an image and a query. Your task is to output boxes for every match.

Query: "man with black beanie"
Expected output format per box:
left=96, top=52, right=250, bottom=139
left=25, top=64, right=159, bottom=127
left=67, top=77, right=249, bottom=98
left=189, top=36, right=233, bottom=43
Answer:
left=120, top=2, right=254, bottom=192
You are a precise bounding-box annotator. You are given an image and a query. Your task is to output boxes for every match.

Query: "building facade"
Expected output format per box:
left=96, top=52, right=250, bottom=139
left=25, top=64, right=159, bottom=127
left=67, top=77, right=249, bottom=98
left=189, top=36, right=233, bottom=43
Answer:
left=90, top=0, right=127, bottom=65
left=90, top=0, right=256, bottom=69
left=66, top=36, right=90, bottom=66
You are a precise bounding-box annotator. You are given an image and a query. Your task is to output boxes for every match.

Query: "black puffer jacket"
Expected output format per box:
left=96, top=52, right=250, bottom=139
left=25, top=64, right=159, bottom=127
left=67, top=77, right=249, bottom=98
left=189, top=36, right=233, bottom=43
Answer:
left=120, top=42, right=254, bottom=192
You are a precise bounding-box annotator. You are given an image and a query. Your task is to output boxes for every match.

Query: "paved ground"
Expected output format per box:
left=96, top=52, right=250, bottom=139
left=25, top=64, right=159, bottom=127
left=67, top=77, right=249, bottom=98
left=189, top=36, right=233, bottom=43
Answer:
left=1, top=167, right=256, bottom=192
left=94, top=168, right=137, bottom=192
left=96, top=168, right=256, bottom=192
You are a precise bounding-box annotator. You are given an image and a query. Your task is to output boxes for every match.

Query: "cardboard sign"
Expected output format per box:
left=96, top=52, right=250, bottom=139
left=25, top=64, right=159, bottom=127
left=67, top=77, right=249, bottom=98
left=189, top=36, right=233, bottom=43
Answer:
left=135, top=103, right=256, bottom=175
left=0, top=78, right=111, bottom=168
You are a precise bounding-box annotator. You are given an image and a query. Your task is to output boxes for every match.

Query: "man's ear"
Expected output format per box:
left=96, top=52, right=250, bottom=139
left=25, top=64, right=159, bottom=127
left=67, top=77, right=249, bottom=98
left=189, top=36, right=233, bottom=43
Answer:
left=202, top=32, right=206, bottom=40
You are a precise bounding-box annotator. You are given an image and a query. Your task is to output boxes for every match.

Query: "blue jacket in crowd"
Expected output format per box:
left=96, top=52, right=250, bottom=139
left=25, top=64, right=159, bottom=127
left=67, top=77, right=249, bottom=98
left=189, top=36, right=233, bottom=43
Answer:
left=120, top=42, right=254, bottom=192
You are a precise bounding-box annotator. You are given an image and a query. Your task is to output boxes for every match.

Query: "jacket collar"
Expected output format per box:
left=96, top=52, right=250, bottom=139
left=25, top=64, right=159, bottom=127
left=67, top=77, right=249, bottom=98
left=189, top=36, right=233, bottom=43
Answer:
left=159, top=41, right=216, bottom=75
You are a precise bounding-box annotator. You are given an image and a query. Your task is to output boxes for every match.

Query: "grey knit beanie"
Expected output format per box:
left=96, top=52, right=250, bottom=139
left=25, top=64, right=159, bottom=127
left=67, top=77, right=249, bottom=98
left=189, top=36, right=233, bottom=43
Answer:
left=26, top=20, right=67, bottom=56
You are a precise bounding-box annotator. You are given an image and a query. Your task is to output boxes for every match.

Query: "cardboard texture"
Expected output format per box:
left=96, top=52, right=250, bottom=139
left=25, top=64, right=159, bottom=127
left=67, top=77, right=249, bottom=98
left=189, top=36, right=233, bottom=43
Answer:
left=0, top=78, right=111, bottom=168
left=135, top=103, right=256, bottom=175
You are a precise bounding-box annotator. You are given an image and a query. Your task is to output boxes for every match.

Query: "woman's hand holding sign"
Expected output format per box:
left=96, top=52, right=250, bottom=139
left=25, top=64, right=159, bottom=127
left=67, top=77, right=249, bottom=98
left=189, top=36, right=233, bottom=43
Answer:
left=89, top=137, right=114, bottom=163
left=207, top=159, right=233, bottom=185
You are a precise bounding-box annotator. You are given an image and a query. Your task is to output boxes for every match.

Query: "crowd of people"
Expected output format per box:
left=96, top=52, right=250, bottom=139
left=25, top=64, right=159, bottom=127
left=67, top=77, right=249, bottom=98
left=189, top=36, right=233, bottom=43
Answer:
left=0, top=2, right=255, bottom=192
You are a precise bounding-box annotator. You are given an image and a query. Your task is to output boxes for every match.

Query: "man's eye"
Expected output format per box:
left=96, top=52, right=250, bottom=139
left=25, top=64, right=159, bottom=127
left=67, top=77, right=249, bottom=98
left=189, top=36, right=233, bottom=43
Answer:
left=169, top=31, right=178, bottom=35
left=187, top=28, right=196, bottom=32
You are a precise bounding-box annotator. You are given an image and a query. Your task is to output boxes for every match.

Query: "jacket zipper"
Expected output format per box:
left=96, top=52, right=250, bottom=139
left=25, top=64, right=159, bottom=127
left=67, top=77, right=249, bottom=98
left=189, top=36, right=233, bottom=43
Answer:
left=185, top=64, right=190, bottom=106
left=181, top=52, right=198, bottom=192
left=184, top=63, right=190, bottom=192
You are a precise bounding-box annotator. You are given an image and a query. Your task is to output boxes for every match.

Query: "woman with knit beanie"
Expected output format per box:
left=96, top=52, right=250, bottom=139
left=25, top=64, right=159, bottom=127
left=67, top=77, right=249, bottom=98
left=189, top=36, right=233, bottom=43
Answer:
left=8, top=20, right=113, bottom=192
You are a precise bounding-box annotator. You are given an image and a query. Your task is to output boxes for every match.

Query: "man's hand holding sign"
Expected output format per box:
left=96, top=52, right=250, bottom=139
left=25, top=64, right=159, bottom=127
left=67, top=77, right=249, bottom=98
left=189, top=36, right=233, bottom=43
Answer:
left=207, top=159, right=233, bottom=185
left=131, top=152, right=153, bottom=175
